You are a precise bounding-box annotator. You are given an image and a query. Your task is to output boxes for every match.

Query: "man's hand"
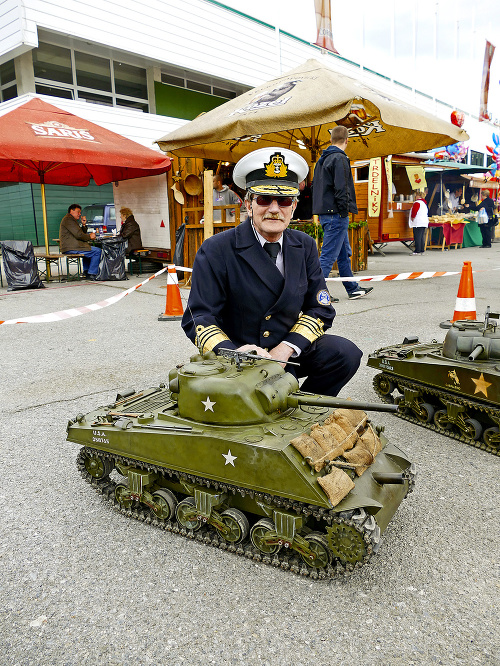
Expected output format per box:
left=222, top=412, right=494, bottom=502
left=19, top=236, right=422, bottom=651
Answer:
left=236, top=344, right=272, bottom=357
left=269, top=342, right=294, bottom=368
left=89, top=232, right=97, bottom=240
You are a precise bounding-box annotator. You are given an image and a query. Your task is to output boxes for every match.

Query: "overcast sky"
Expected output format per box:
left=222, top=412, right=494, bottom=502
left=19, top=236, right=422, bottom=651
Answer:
left=222, top=0, right=499, bottom=125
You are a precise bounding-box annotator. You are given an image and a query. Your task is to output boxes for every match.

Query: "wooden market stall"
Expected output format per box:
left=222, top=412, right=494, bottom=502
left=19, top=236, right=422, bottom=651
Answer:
left=352, top=155, right=424, bottom=250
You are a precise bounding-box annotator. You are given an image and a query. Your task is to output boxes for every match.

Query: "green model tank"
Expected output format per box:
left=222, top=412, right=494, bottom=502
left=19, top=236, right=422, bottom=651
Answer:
left=368, top=308, right=500, bottom=456
left=67, top=349, right=415, bottom=580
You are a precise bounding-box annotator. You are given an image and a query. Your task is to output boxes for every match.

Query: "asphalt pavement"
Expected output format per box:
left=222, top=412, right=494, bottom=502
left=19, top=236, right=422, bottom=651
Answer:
left=1, top=241, right=499, bottom=665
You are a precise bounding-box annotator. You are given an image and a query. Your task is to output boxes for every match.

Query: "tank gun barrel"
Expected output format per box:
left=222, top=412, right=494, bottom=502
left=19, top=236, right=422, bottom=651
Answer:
left=287, top=394, right=399, bottom=413
left=468, top=344, right=484, bottom=361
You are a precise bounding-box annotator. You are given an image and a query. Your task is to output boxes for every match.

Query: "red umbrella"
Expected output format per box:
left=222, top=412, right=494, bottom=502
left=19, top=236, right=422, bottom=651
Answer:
left=0, top=98, right=171, bottom=253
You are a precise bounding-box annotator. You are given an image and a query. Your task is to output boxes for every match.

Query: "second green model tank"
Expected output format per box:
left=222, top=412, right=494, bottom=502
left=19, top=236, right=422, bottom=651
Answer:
left=368, top=308, right=500, bottom=456
left=66, top=350, right=415, bottom=580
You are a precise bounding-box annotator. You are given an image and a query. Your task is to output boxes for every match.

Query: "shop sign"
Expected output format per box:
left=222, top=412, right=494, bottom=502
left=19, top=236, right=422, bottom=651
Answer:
left=368, top=157, right=382, bottom=217
left=405, top=166, right=427, bottom=190
left=384, top=156, right=392, bottom=197
left=27, top=120, right=96, bottom=142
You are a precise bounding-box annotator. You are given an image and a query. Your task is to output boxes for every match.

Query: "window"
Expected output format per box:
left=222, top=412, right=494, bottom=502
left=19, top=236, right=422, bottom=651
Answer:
left=0, top=60, right=16, bottom=84
left=32, top=41, right=148, bottom=112
left=75, top=52, right=111, bottom=93
left=470, top=150, right=485, bottom=167
left=213, top=87, right=236, bottom=99
left=114, top=62, right=147, bottom=99
left=35, top=84, right=73, bottom=99
left=161, top=72, right=239, bottom=99
left=33, top=43, right=72, bottom=84
left=355, top=165, right=369, bottom=182
left=0, top=59, right=17, bottom=102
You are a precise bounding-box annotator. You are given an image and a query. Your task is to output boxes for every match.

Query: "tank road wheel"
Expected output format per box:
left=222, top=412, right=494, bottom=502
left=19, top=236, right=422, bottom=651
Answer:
left=414, top=402, right=435, bottom=424
left=483, top=427, right=500, bottom=449
left=462, top=418, right=482, bottom=441
left=328, top=523, right=367, bottom=565
left=216, top=508, right=250, bottom=544
left=115, top=483, right=132, bottom=509
left=250, top=518, right=279, bottom=554
left=150, top=489, right=177, bottom=521
left=175, top=497, right=202, bottom=532
left=84, top=452, right=113, bottom=480
left=433, top=409, right=453, bottom=431
left=300, top=533, right=331, bottom=569
left=373, top=374, right=395, bottom=399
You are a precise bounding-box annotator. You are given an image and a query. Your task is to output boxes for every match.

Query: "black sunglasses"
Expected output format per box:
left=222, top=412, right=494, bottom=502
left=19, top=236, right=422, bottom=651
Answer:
left=253, top=195, right=294, bottom=208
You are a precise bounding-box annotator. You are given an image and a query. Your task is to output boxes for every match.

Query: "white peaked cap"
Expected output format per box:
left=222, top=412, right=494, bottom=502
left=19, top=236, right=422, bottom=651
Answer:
left=233, top=147, right=309, bottom=196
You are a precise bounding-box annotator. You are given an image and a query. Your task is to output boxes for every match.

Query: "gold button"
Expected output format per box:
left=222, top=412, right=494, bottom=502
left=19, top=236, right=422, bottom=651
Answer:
left=262, top=331, right=270, bottom=338
left=265, top=315, right=271, bottom=320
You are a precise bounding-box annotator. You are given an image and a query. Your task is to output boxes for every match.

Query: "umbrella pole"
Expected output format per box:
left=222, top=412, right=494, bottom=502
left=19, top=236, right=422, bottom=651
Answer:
left=203, top=169, right=214, bottom=240
left=40, top=179, right=51, bottom=280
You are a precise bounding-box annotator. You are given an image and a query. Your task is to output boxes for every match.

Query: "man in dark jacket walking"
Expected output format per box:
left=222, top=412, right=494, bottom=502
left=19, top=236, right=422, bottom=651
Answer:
left=312, top=126, right=373, bottom=300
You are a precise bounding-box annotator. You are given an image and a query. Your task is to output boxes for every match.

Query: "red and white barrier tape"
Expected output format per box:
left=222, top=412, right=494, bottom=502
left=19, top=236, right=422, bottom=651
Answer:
left=326, top=270, right=460, bottom=282
left=0, top=264, right=188, bottom=325
left=0, top=264, right=495, bottom=326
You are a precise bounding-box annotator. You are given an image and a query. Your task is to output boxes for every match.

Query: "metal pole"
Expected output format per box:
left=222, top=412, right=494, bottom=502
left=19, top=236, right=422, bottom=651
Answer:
left=30, top=183, right=39, bottom=246
left=40, top=178, right=51, bottom=280
left=203, top=169, right=214, bottom=240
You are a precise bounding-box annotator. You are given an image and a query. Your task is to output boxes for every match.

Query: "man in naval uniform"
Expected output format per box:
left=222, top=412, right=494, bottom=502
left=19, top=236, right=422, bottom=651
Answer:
left=181, top=147, right=362, bottom=397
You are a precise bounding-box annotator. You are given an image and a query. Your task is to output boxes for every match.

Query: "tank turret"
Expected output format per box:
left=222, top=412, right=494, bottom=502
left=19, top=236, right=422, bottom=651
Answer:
left=169, top=349, right=398, bottom=425
left=368, top=308, right=500, bottom=455
left=67, top=352, right=415, bottom=580
left=442, top=311, right=500, bottom=361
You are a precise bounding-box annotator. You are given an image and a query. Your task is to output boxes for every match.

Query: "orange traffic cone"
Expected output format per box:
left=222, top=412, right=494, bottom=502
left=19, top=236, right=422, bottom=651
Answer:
left=440, top=261, right=476, bottom=329
left=158, top=264, right=184, bottom=321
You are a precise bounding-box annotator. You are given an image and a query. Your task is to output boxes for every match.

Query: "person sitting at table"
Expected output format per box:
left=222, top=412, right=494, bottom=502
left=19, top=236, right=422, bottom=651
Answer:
left=117, top=207, right=143, bottom=255
left=409, top=188, right=429, bottom=256
left=59, top=204, right=101, bottom=280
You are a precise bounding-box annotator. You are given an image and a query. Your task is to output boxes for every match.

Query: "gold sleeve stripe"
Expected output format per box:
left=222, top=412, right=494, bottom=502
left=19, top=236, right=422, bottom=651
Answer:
left=290, top=315, right=325, bottom=343
left=195, top=325, right=230, bottom=353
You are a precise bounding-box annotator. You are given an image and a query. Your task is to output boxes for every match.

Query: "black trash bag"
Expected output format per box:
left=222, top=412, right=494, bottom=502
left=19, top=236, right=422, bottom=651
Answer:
left=96, top=239, right=128, bottom=281
left=1, top=240, right=45, bottom=291
left=172, top=222, right=186, bottom=279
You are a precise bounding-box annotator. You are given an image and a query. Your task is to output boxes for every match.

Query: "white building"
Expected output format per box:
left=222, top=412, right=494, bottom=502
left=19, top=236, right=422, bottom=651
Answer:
left=0, top=0, right=496, bottom=249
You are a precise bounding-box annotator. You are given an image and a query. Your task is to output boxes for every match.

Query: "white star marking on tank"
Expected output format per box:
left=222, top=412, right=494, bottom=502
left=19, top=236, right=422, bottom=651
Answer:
left=222, top=449, right=237, bottom=466
left=201, top=396, right=216, bottom=412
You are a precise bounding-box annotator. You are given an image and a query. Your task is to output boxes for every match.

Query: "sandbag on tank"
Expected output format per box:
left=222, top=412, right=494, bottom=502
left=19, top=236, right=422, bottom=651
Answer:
left=1, top=240, right=44, bottom=291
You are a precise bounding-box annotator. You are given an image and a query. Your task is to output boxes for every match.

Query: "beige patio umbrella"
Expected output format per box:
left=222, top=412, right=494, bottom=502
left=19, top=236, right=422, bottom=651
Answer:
left=157, top=59, right=468, bottom=164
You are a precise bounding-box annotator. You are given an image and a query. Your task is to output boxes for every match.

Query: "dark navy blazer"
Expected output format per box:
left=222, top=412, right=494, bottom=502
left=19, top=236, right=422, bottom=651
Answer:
left=181, top=220, right=335, bottom=354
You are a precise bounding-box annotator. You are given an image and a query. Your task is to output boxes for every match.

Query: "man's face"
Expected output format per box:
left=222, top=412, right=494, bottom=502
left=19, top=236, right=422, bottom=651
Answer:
left=213, top=176, right=223, bottom=191
left=70, top=208, right=81, bottom=220
left=246, top=194, right=296, bottom=242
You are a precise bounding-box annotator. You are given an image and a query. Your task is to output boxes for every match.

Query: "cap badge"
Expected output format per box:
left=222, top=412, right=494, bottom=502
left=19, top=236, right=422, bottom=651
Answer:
left=264, top=152, right=289, bottom=179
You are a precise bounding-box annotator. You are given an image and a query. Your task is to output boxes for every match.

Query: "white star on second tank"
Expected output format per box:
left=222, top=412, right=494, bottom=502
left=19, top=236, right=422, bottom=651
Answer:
left=222, top=449, right=237, bottom=466
left=201, top=396, right=216, bottom=412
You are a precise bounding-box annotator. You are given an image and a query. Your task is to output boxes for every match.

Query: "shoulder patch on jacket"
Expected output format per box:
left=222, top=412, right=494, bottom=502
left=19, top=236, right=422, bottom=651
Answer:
left=317, top=289, right=331, bottom=305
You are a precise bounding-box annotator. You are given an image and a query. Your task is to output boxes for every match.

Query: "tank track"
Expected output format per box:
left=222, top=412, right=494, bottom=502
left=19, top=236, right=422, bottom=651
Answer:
left=372, top=372, right=500, bottom=457
left=76, top=446, right=400, bottom=580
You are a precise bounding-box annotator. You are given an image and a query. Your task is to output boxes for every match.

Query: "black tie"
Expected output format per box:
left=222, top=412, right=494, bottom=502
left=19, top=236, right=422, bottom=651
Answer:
left=263, top=242, right=280, bottom=264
